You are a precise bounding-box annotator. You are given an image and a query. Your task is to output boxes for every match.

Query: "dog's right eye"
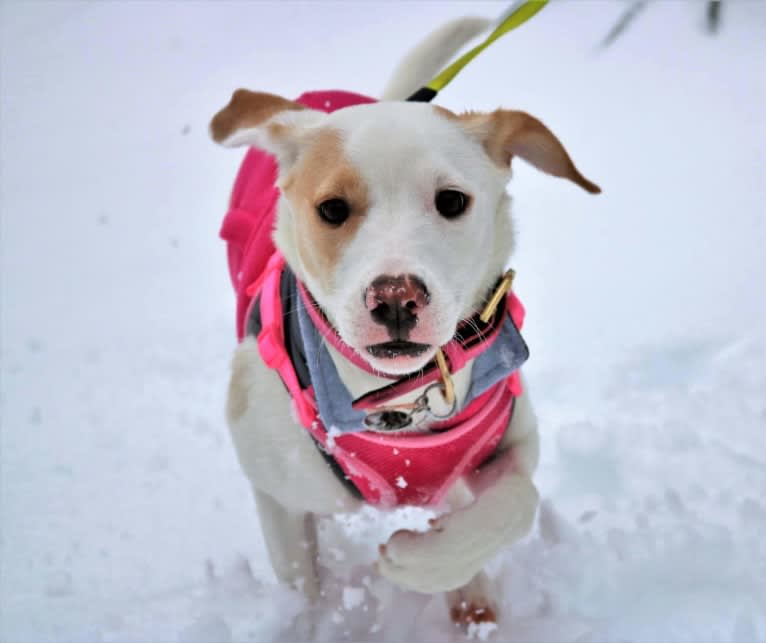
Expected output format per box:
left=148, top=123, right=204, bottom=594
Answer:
left=317, top=199, right=350, bottom=226
left=435, top=190, right=469, bottom=219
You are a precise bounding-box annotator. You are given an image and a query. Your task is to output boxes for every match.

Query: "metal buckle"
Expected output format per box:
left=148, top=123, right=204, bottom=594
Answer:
left=431, top=269, right=514, bottom=409
left=480, top=268, right=515, bottom=324
left=434, top=348, right=455, bottom=407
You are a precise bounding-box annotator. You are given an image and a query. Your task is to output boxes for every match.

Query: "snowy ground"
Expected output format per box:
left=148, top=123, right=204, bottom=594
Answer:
left=1, top=2, right=765, bottom=641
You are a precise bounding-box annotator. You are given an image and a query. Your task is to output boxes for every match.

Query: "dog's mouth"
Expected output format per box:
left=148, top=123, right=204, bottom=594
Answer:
left=366, top=341, right=431, bottom=359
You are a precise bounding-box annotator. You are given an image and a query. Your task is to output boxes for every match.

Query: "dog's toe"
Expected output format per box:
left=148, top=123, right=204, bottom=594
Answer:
left=450, top=601, right=496, bottom=625
left=446, top=571, right=498, bottom=635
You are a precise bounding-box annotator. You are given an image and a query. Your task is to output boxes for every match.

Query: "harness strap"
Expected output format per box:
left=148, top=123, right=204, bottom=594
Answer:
left=246, top=264, right=364, bottom=499
left=255, top=253, right=317, bottom=427
left=318, top=379, right=515, bottom=507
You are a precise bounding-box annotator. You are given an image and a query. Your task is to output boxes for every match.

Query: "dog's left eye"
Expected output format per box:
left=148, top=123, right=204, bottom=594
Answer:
left=435, top=190, right=469, bottom=219
left=317, top=198, right=350, bottom=226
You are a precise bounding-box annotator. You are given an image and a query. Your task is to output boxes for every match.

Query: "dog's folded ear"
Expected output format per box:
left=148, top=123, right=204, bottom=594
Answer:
left=210, top=89, right=325, bottom=166
left=460, top=110, right=601, bottom=194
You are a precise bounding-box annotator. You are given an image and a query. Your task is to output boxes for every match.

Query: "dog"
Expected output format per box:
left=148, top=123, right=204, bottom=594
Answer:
left=210, top=15, right=599, bottom=632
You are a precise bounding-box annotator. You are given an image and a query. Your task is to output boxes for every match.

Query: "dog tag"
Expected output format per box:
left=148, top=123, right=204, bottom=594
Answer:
left=364, top=410, right=413, bottom=431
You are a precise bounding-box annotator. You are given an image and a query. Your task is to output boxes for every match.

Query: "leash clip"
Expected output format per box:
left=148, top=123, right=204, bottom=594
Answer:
left=363, top=365, right=457, bottom=432
left=363, top=383, right=458, bottom=431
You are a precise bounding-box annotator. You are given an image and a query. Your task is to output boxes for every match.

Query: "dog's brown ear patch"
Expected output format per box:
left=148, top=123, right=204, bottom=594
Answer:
left=280, top=129, right=369, bottom=289
left=210, top=89, right=304, bottom=144
left=461, top=110, right=601, bottom=194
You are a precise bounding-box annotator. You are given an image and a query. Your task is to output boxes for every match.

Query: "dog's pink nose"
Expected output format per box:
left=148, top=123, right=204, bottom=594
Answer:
left=365, top=274, right=430, bottom=339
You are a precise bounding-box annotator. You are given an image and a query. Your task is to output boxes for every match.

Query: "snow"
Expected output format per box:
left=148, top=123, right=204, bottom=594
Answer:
left=325, top=426, right=342, bottom=452
left=467, top=620, right=499, bottom=641
left=1, top=1, right=765, bottom=641
left=342, top=586, right=366, bottom=611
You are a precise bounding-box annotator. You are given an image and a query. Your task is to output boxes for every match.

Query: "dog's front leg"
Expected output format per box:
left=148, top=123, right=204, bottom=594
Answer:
left=377, top=387, right=540, bottom=594
left=377, top=474, right=537, bottom=595
left=377, top=462, right=538, bottom=594
left=255, top=490, right=320, bottom=603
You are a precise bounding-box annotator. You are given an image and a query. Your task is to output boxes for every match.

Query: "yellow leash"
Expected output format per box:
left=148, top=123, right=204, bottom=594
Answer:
left=407, top=3, right=543, bottom=405
left=407, top=0, right=549, bottom=102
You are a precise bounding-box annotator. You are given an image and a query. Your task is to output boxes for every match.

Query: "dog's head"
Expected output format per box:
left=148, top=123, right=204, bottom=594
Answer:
left=211, top=91, right=599, bottom=374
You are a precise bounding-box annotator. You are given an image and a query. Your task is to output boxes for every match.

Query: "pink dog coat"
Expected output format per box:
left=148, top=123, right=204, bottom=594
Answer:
left=220, top=90, right=527, bottom=507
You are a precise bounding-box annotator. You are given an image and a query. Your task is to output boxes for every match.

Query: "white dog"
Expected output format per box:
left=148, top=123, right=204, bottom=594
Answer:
left=210, top=15, right=599, bottom=631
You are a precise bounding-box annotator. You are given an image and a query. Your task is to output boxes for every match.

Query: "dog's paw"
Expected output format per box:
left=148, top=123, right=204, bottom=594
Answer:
left=376, top=474, right=538, bottom=593
left=377, top=527, right=478, bottom=593
left=450, top=601, right=497, bottom=627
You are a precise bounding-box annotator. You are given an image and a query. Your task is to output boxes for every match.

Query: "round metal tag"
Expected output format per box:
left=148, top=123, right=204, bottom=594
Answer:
left=364, top=410, right=413, bottom=431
